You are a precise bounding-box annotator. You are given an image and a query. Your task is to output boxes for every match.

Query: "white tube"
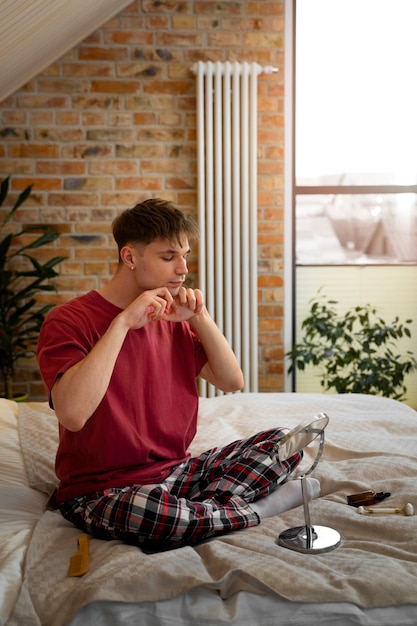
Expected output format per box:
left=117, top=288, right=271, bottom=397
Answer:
left=240, top=61, right=250, bottom=390
left=223, top=62, right=233, bottom=347
left=249, top=61, right=259, bottom=392
left=214, top=62, right=224, bottom=335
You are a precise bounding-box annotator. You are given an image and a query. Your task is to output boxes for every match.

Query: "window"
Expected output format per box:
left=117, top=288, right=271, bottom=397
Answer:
left=296, top=0, right=417, bottom=265
left=291, top=0, right=417, bottom=408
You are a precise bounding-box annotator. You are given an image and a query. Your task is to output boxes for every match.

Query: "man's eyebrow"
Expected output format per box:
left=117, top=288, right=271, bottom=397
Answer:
left=160, top=246, right=191, bottom=254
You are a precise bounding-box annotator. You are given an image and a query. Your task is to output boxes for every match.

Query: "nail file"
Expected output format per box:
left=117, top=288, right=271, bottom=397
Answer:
left=68, top=534, right=89, bottom=577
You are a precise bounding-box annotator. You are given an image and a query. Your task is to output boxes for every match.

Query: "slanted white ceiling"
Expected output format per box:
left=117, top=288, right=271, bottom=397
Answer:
left=0, top=0, right=133, bottom=102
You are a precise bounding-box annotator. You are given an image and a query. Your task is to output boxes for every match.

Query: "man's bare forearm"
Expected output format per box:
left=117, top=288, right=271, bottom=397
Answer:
left=189, top=307, right=244, bottom=392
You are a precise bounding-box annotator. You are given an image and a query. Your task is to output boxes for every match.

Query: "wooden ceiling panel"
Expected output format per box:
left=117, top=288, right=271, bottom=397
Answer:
left=0, top=0, right=133, bottom=102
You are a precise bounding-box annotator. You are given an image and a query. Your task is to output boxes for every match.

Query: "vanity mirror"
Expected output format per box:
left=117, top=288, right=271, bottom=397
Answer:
left=276, top=413, right=341, bottom=554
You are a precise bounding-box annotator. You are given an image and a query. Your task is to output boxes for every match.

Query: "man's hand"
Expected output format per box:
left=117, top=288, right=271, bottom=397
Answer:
left=121, top=287, right=174, bottom=329
left=121, top=287, right=204, bottom=329
left=162, top=287, right=205, bottom=322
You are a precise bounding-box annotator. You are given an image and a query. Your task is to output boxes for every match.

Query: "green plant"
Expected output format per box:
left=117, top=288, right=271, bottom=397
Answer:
left=0, top=176, right=65, bottom=399
left=286, top=292, right=417, bottom=401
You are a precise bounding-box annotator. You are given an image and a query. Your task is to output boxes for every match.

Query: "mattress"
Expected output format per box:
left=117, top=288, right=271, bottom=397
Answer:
left=1, top=393, right=417, bottom=626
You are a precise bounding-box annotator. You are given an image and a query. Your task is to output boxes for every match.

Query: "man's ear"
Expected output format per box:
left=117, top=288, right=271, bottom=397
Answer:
left=120, top=245, right=135, bottom=268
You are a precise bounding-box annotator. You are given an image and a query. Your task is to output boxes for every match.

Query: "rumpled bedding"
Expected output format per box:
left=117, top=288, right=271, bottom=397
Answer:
left=3, top=393, right=417, bottom=626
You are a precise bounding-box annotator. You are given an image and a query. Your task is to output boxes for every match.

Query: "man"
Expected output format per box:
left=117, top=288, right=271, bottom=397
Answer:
left=37, top=198, right=320, bottom=552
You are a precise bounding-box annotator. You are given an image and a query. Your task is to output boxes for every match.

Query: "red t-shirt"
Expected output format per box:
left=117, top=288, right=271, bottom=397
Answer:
left=37, top=291, right=207, bottom=503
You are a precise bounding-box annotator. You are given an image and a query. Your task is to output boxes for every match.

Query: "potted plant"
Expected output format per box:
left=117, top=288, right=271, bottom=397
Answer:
left=0, top=176, right=65, bottom=400
left=286, top=291, right=417, bottom=401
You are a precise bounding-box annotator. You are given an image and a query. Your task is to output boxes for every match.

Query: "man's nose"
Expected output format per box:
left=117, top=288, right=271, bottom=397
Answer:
left=176, top=258, right=188, bottom=274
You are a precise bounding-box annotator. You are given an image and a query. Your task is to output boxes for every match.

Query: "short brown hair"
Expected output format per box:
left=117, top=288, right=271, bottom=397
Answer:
left=112, top=198, right=199, bottom=253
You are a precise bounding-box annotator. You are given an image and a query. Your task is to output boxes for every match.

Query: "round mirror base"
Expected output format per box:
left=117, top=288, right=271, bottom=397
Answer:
left=278, top=525, right=341, bottom=554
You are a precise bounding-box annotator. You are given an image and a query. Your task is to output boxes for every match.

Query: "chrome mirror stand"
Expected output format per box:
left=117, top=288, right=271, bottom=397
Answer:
left=277, top=414, right=341, bottom=554
left=278, top=474, right=341, bottom=553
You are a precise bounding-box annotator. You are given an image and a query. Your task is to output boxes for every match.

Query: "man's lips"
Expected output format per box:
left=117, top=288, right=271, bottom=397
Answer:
left=167, top=281, right=184, bottom=288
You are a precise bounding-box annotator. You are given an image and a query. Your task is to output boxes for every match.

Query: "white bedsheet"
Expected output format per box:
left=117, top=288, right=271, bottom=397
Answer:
left=66, top=593, right=417, bottom=626
left=0, top=400, right=47, bottom=626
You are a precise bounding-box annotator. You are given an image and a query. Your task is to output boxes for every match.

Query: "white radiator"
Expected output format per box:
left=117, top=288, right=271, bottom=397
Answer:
left=192, top=61, right=277, bottom=397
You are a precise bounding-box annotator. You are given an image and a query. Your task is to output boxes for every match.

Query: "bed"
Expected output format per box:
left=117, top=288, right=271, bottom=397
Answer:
left=1, top=392, right=417, bottom=626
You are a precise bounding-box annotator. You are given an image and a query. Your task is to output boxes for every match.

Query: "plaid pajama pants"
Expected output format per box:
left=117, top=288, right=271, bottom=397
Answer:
left=59, top=427, right=302, bottom=552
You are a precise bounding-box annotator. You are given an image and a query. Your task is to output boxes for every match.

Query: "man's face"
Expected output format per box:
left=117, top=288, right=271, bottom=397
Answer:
left=133, top=237, right=190, bottom=295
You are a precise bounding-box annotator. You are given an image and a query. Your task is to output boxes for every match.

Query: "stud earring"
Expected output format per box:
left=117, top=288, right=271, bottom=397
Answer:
left=130, top=265, right=134, bottom=270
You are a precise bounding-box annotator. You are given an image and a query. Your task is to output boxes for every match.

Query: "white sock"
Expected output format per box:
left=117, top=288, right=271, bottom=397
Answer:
left=251, top=478, right=321, bottom=520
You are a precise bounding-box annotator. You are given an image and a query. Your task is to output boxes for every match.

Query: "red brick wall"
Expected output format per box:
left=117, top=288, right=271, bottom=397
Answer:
left=0, top=0, right=286, bottom=399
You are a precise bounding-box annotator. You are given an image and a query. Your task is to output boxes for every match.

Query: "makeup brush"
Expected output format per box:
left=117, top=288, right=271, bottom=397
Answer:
left=357, top=502, right=414, bottom=516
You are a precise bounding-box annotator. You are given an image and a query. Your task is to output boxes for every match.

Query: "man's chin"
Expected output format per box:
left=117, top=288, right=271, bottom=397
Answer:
left=167, top=284, right=181, bottom=296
